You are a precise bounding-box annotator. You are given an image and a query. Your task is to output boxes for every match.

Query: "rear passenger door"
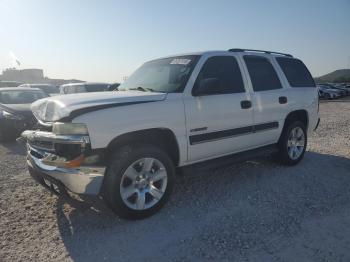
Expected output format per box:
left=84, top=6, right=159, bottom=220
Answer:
left=184, top=55, right=255, bottom=162
left=242, top=55, right=288, bottom=146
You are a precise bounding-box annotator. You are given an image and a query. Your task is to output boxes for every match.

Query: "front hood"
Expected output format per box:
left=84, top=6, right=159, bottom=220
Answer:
left=31, top=91, right=167, bottom=122
left=0, top=103, right=33, bottom=118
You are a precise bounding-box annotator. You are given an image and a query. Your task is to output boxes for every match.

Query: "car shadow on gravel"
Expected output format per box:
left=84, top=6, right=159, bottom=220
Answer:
left=55, top=151, right=350, bottom=262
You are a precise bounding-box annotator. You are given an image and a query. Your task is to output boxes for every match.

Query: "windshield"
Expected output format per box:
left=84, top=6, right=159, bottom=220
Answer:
left=0, top=90, right=47, bottom=104
left=118, top=55, right=200, bottom=93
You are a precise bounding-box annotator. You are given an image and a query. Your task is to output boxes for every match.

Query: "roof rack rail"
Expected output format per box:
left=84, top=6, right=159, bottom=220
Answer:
left=228, top=48, right=293, bottom=58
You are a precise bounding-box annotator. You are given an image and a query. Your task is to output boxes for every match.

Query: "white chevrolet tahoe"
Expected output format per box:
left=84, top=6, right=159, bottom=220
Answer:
left=21, top=49, right=320, bottom=219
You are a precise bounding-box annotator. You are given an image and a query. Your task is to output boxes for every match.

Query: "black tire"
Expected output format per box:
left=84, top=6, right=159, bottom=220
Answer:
left=103, top=144, right=175, bottom=219
left=324, top=93, right=331, bottom=100
left=277, top=120, right=307, bottom=166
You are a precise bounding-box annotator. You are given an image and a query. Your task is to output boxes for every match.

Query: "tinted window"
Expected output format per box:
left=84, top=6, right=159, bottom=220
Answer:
left=244, top=56, right=282, bottom=91
left=194, top=56, right=245, bottom=95
left=61, top=84, right=86, bottom=94
left=276, top=57, right=315, bottom=87
left=74, top=85, right=86, bottom=93
left=86, top=84, right=109, bottom=92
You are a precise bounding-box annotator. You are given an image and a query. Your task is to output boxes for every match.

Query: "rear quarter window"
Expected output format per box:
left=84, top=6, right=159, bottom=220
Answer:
left=276, top=58, right=315, bottom=87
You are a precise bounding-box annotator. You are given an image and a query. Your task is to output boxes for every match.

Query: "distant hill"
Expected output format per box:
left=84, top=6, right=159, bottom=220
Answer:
left=315, top=69, right=350, bottom=83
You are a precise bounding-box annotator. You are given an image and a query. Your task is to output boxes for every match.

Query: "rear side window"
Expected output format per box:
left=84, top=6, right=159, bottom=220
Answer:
left=276, top=57, right=315, bottom=87
left=244, top=56, right=282, bottom=91
left=194, top=56, right=245, bottom=95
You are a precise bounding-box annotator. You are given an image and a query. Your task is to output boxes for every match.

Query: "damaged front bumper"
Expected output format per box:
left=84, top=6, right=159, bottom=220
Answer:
left=20, top=130, right=106, bottom=195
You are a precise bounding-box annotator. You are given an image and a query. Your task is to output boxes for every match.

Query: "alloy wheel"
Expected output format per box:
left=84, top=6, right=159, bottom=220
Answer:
left=119, top=157, right=168, bottom=210
left=287, top=127, right=305, bottom=160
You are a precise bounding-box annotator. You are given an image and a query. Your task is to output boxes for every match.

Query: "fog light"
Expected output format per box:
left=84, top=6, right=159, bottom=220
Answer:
left=64, top=155, right=85, bottom=168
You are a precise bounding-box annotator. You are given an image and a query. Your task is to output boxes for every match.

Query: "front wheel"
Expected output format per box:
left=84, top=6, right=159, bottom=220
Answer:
left=104, top=144, right=175, bottom=219
left=277, top=121, right=307, bottom=166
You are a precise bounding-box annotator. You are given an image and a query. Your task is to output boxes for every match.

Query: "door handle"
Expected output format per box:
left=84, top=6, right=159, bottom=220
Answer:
left=240, top=100, right=252, bottom=109
left=279, top=96, right=288, bottom=104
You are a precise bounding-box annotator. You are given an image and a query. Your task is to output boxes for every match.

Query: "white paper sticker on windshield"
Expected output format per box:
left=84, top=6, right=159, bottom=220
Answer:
left=170, top=59, right=191, bottom=65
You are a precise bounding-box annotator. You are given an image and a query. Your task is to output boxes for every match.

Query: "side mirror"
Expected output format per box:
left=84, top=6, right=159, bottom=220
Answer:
left=193, top=78, right=219, bottom=96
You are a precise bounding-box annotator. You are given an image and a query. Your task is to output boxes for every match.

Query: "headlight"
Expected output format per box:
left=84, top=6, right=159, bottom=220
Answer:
left=31, top=99, right=70, bottom=122
left=52, top=122, right=89, bottom=135
left=0, top=110, right=24, bottom=120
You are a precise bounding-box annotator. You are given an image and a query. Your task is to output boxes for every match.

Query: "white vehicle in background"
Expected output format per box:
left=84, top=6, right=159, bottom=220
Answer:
left=59, top=82, right=110, bottom=94
left=19, top=84, right=60, bottom=96
left=21, top=49, right=320, bottom=219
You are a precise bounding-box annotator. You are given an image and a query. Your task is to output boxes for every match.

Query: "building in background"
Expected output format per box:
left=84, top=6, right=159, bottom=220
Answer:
left=0, top=68, right=84, bottom=86
left=1, top=68, right=44, bottom=83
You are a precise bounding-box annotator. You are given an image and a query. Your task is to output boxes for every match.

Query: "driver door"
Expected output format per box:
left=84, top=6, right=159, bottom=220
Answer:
left=183, top=55, right=255, bottom=162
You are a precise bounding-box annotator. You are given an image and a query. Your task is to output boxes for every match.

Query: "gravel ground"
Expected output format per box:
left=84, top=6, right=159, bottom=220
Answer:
left=0, top=99, right=350, bottom=262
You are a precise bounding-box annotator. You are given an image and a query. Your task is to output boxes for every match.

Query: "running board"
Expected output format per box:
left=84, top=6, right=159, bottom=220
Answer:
left=180, top=144, right=278, bottom=174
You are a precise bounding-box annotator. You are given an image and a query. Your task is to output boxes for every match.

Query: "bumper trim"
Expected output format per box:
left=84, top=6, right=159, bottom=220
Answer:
left=21, top=130, right=90, bottom=145
left=27, top=148, right=105, bottom=195
left=28, top=164, right=68, bottom=196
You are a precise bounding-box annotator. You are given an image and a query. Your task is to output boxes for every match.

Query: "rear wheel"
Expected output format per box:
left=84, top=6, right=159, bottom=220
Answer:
left=104, top=144, right=175, bottom=219
left=277, top=121, right=307, bottom=165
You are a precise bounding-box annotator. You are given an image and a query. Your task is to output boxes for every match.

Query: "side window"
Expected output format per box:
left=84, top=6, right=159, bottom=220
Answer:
left=276, top=57, right=315, bottom=87
left=193, top=56, right=245, bottom=96
left=74, top=85, right=85, bottom=93
left=244, top=56, right=282, bottom=91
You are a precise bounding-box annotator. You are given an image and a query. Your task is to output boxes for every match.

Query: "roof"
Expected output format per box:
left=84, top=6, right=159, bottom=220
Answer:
left=0, top=87, right=43, bottom=92
left=19, top=83, right=56, bottom=87
left=60, top=82, right=109, bottom=87
left=0, top=80, right=23, bottom=83
left=228, top=48, right=293, bottom=57
left=156, top=49, right=295, bottom=60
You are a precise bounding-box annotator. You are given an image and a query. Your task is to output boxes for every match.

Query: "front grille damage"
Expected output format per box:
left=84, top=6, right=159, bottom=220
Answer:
left=29, top=122, right=81, bottom=160
left=54, top=143, right=87, bottom=161
left=23, top=120, right=105, bottom=168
